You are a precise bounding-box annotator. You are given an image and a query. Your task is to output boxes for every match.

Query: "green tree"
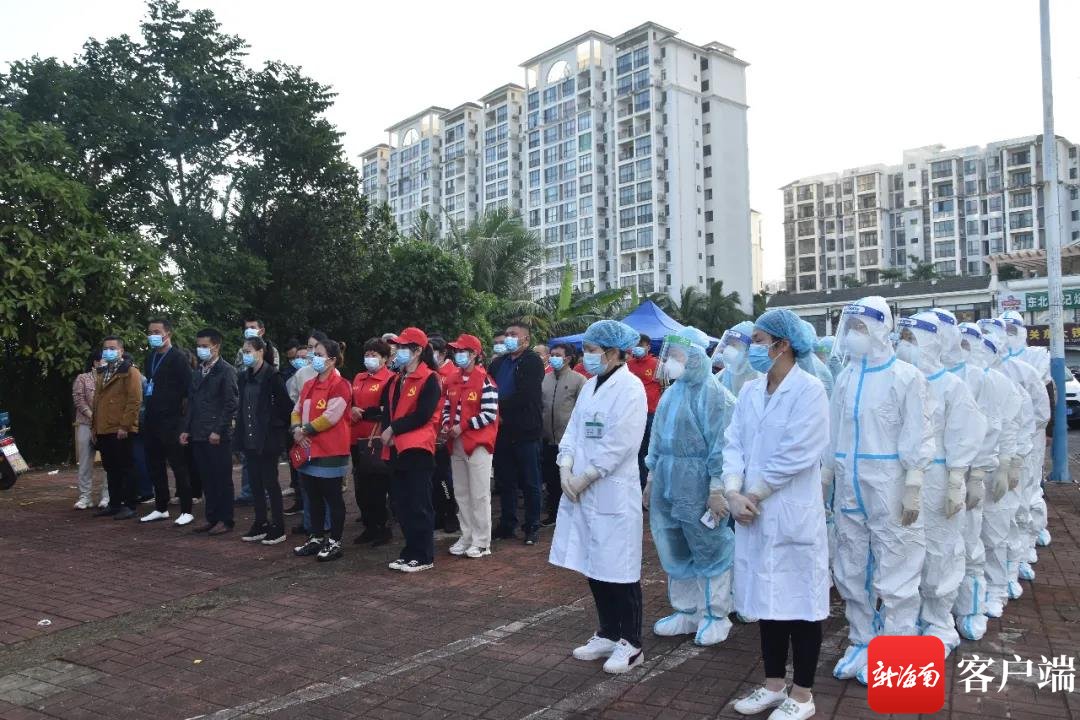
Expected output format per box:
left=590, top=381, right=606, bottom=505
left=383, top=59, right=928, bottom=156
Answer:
left=997, top=264, right=1023, bottom=281
left=0, top=109, right=185, bottom=460
left=908, top=254, right=940, bottom=281
left=841, top=275, right=864, bottom=289
left=504, top=264, right=628, bottom=339
left=880, top=268, right=905, bottom=283
left=753, top=290, right=769, bottom=318
left=697, top=281, right=749, bottom=337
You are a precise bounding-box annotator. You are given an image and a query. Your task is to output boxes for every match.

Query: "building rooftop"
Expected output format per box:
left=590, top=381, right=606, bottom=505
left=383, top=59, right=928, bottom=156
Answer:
left=519, top=30, right=613, bottom=68
left=768, top=275, right=993, bottom=309
left=479, top=83, right=525, bottom=103
left=359, top=143, right=391, bottom=158
left=384, top=106, right=450, bottom=133
left=441, top=102, right=482, bottom=122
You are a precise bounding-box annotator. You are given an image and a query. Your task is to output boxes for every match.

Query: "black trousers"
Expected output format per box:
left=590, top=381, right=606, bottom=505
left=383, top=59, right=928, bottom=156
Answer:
left=760, top=619, right=823, bottom=689
left=96, top=433, right=135, bottom=510
left=390, top=451, right=435, bottom=565
left=432, top=445, right=457, bottom=529
left=541, top=442, right=562, bottom=518
left=186, top=444, right=203, bottom=499
left=245, top=449, right=283, bottom=529
left=588, top=578, right=643, bottom=648
left=191, top=440, right=233, bottom=526
left=303, top=473, right=346, bottom=542
left=351, top=440, right=391, bottom=530
left=146, top=428, right=191, bottom=513
left=638, top=413, right=654, bottom=490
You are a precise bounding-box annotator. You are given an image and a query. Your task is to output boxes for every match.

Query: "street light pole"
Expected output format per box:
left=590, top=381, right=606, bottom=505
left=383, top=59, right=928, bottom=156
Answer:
left=1040, top=0, right=1070, bottom=482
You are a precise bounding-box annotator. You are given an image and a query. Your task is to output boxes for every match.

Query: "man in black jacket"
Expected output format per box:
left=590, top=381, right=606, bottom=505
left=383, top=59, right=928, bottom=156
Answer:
left=181, top=328, right=239, bottom=535
left=140, top=319, right=196, bottom=526
left=488, top=322, right=545, bottom=545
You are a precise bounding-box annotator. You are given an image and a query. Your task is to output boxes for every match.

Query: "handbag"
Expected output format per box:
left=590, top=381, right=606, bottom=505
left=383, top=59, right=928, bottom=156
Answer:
left=289, top=442, right=310, bottom=470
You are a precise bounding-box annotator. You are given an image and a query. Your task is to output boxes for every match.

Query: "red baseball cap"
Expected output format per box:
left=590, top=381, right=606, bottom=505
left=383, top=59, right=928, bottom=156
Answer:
left=448, top=334, right=482, bottom=355
left=391, top=327, right=428, bottom=347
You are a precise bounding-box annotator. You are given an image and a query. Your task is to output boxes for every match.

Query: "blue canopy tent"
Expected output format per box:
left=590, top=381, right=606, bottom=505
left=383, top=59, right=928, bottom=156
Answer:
left=549, top=300, right=719, bottom=354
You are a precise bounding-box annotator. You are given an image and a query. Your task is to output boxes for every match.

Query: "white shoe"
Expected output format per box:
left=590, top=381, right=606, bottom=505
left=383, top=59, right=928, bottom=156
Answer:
left=984, top=597, right=1004, bottom=618
left=389, top=558, right=406, bottom=571
left=174, top=513, right=195, bottom=527
left=1008, top=579, right=1023, bottom=600
left=449, top=540, right=469, bottom=556
left=602, top=639, right=643, bottom=674
left=141, top=510, right=169, bottom=523
left=957, top=613, right=988, bottom=641
left=465, top=546, right=490, bottom=558
left=98, top=498, right=110, bottom=509
left=735, top=613, right=759, bottom=624
left=833, top=644, right=867, bottom=680
left=1018, top=562, right=1035, bottom=581
left=767, top=697, right=815, bottom=720
left=1037, top=529, right=1051, bottom=547
left=734, top=686, right=788, bottom=715
left=399, top=560, right=433, bottom=573
left=653, top=611, right=699, bottom=637
left=572, top=634, right=618, bottom=661
left=74, top=498, right=91, bottom=510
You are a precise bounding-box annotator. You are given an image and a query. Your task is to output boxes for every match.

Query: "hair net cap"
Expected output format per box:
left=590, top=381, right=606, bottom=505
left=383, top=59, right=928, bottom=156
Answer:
left=755, top=309, right=814, bottom=358
left=583, top=319, right=640, bottom=351
left=677, top=326, right=711, bottom=350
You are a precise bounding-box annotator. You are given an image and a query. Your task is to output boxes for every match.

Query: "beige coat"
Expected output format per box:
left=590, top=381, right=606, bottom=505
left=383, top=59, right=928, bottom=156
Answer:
left=541, top=366, right=585, bottom=445
left=92, top=361, right=143, bottom=435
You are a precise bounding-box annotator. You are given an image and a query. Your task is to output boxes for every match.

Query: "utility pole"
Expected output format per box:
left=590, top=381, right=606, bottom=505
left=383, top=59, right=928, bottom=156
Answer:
left=1040, top=0, right=1070, bottom=482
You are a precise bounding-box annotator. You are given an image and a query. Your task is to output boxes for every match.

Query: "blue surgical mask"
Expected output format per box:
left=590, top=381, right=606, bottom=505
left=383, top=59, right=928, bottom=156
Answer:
left=631, top=346, right=646, bottom=358
left=148, top=334, right=164, bottom=349
left=395, top=348, right=413, bottom=367
left=102, top=348, right=119, bottom=363
left=549, top=356, right=565, bottom=371
left=364, top=357, right=381, bottom=372
left=291, top=357, right=308, bottom=371
left=241, top=352, right=256, bottom=367
left=583, top=351, right=606, bottom=376
left=311, top=355, right=328, bottom=373
left=504, top=336, right=519, bottom=352
left=196, top=347, right=212, bottom=362
left=493, top=342, right=507, bottom=356
left=747, top=343, right=775, bottom=373
left=244, top=328, right=260, bottom=339
left=454, top=352, right=470, bottom=368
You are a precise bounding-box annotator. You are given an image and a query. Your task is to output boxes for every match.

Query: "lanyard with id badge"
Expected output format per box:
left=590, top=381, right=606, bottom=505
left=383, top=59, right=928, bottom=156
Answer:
left=146, top=346, right=171, bottom=397
left=584, top=412, right=606, bottom=439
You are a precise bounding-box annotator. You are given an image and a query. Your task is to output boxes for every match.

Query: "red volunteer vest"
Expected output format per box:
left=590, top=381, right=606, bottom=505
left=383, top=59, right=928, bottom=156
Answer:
left=350, top=367, right=393, bottom=442
left=383, top=364, right=439, bottom=459
left=299, top=369, right=352, bottom=458
left=444, top=366, right=499, bottom=456
left=627, top=354, right=661, bottom=413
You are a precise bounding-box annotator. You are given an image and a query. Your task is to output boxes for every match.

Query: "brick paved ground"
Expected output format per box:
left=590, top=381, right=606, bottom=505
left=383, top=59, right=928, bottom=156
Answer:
left=0, top=451, right=1078, bottom=720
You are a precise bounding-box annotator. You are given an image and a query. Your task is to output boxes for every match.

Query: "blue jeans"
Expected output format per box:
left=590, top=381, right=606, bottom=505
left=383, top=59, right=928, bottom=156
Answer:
left=300, top=476, right=332, bottom=533
left=236, top=453, right=252, bottom=501
left=132, top=433, right=153, bottom=498
left=494, top=436, right=542, bottom=533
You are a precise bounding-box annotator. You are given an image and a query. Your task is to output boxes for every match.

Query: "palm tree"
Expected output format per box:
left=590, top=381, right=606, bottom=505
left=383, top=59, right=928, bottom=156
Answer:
left=908, top=254, right=940, bottom=281
left=504, top=264, right=628, bottom=339
left=699, top=281, right=748, bottom=336
left=408, top=209, right=440, bottom=245
left=880, top=268, right=905, bottom=283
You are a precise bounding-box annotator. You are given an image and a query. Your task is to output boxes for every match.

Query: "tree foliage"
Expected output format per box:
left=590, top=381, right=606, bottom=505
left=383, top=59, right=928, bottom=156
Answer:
left=907, top=254, right=940, bottom=281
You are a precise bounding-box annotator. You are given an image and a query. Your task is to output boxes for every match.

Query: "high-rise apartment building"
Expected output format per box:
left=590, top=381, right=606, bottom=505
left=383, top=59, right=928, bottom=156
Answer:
left=361, top=22, right=752, bottom=309
left=781, top=135, right=1080, bottom=293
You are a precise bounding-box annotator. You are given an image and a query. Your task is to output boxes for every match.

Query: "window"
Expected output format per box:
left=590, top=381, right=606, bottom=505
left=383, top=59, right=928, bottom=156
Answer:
left=859, top=231, right=878, bottom=247
left=988, top=195, right=1003, bottom=212
left=1008, top=149, right=1030, bottom=166
left=965, top=198, right=979, bottom=214
left=964, top=159, right=977, bottom=175
left=704, top=167, right=712, bottom=179
left=798, top=275, right=816, bottom=291
left=798, top=238, right=816, bottom=254
left=934, top=241, right=955, bottom=257
left=701, top=101, right=710, bottom=113
left=636, top=181, right=652, bottom=202
left=579, top=153, right=592, bottom=173
left=933, top=220, right=955, bottom=236
left=1009, top=171, right=1031, bottom=188
left=703, top=144, right=711, bottom=157
left=859, top=249, right=879, bottom=266
left=964, top=180, right=977, bottom=195
left=619, top=186, right=634, bottom=206
left=931, top=160, right=951, bottom=179
left=934, top=181, right=953, bottom=198
left=933, top=199, right=954, bottom=215
left=856, top=174, right=876, bottom=192
left=1010, top=210, right=1033, bottom=229
left=988, top=217, right=1003, bottom=233
left=1011, top=190, right=1032, bottom=207
left=966, top=220, right=979, bottom=235
left=619, top=163, right=635, bottom=183
left=1012, top=232, right=1034, bottom=250
left=797, top=220, right=814, bottom=236
left=705, top=233, right=714, bottom=245
left=798, top=257, right=816, bottom=272
left=619, top=208, right=635, bottom=227
left=705, top=210, right=714, bottom=222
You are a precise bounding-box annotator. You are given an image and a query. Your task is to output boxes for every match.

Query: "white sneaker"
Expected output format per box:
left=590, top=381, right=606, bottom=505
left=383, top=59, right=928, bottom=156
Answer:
left=74, top=498, right=91, bottom=510
left=449, top=540, right=469, bottom=556
left=465, top=546, right=491, bottom=558
left=141, top=510, right=169, bottom=523
left=602, top=639, right=644, bottom=674
left=400, top=560, right=434, bottom=573
left=388, top=558, right=406, bottom=571
left=98, top=497, right=110, bottom=509
left=174, top=513, right=195, bottom=527
left=767, top=697, right=815, bottom=720
left=734, top=686, right=788, bottom=715
left=572, top=634, right=618, bottom=661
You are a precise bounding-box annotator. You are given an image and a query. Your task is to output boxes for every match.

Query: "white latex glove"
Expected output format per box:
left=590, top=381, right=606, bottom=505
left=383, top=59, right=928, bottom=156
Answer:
left=726, top=491, right=759, bottom=525
left=901, top=468, right=923, bottom=526
left=820, top=465, right=835, bottom=507
left=990, top=461, right=1010, bottom=503
left=1007, top=456, right=1023, bottom=491
left=643, top=473, right=653, bottom=510
left=558, top=453, right=573, bottom=484
left=564, top=466, right=601, bottom=503
left=945, top=469, right=966, bottom=519
left=707, top=489, right=728, bottom=520
left=966, top=469, right=986, bottom=510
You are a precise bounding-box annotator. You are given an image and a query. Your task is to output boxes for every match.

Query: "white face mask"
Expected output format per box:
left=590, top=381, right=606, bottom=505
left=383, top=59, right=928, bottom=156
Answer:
left=844, top=333, right=872, bottom=358
left=896, top=340, right=919, bottom=366
left=721, top=346, right=743, bottom=368
left=663, top=358, right=686, bottom=381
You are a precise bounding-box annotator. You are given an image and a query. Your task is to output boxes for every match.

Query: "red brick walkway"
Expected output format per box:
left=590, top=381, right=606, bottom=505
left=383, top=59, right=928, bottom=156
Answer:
left=0, top=458, right=1077, bottom=719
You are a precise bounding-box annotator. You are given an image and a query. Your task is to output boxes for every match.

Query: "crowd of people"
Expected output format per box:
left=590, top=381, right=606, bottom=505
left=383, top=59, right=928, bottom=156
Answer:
left=70, top=300, right=1055, bottom=720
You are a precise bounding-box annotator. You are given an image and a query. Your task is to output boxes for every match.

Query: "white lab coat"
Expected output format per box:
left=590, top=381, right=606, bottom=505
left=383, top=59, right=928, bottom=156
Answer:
left=550, top=364, right=647, bottom=583
left=722, top=366, right=831, bottom=621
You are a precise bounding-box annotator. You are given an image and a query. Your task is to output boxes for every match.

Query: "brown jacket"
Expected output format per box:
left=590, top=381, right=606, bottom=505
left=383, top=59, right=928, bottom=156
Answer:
left=92, top=359, right=143, bottom=435
left=541, top=365, right=586, bottom=445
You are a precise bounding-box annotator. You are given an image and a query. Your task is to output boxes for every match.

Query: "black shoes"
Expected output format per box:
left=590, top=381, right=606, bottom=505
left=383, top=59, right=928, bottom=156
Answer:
left=294, top=537, right=324, bottom=557
left=241, top=523, right=268, bottom=542
left=524, top=530, right=540, bottom=546
left=261, top=525, right=286, bottom=545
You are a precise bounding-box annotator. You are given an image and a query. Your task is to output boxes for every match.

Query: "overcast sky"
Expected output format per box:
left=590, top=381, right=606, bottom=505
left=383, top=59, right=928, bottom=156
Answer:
left=4, top=0, right=1079, bottom=284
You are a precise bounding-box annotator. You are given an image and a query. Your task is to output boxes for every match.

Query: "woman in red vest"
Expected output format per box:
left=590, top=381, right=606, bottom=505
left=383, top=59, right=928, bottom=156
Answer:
left=442, top=334, right=500, bottom=558
left=378, top=327, right=443, bottom=573
left=290, top=338, right=352, bottom=562
left=349, top=337, right=395, bottom=547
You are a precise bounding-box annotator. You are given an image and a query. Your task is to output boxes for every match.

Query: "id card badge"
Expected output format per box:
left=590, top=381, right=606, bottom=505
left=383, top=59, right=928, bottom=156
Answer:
left=145, top=380, right=154, bottom=397
left=584, top=413, right=605, bottom=439
left=700, top=510, right=717, bottom=530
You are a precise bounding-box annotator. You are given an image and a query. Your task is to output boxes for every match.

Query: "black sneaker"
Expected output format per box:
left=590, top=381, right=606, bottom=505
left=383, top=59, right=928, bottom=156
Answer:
left=524, top=530, right=540, bottom=546
left=112, top=508, right=135, bottom=520
left=316, top=539, right=343, bottom=562
left=283, top=502, right=301, bottom=516
left=261, top=526, right=286, bottom=545
left=94, top=507, right=116, bottom=518
left=540, top=515, right=557, bottom=528
left=241, top=523, right=268, bottom=542
left=492, top=526, right=516, bottom=540
left=293, top=537, right=324, bottom=557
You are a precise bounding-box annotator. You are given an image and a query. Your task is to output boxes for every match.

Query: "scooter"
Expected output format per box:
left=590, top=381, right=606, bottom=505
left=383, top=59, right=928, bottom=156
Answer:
left=0, top=411, right=29, bottom=490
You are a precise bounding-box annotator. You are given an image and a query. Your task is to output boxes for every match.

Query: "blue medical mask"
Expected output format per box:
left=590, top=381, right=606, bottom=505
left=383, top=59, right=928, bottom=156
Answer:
left=549, top=356, right=565, bottom=371
left=631, top=346, right=646, bottom=358
left=241, top=352, right=256, bottom=367
left=454, top=352, right=470, bottom=368
left=196, top=347, right=212, bottom=362
left=148, top=334, right=164, bottom=349
left=395, top=348, right=413, bottom=367
left=504, top=336, right=520, bottom=352
left=291, top=357, right=308, bottom=371
left=311, top=355, right=328, bottom=373
left=747, top=343, right=775, bottom=373
left=364, top=356, right=381, bottom=372
left=244, top=328, right=260, bottom=339
left=102, top=348, right=119, bottom=363
left=583, top=351, right=606, bottom=376
left=492, top=342, right=507, bottom=356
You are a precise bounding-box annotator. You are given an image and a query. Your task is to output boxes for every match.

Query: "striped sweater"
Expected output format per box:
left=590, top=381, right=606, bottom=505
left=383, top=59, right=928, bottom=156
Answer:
left=442, top=375, right=499, bottom=430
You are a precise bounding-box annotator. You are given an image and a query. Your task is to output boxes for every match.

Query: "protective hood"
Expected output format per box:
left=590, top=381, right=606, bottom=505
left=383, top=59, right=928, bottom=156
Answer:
left=831, top=295, right=894, bottom=367
left=659, top=327, right=712, bottom=386
left=977, top=318, right=1009, bottom=364
left=1000, top=311, right=1028, bottom=354
left=959, top=322, right=997, bottom=369
left=898, top=312, right=944, bottom=375
left=930, top=308, right=963, bottom=368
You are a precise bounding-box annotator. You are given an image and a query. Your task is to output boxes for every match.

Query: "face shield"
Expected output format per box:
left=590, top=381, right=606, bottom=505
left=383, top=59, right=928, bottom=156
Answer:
left=959, top=323, right=994, bottom=369
left=977, top=318, right=1008, bottom=359
left=658, top=334, right=694, bottom=382
left=897, top=315, right=942, bottom=374
left=831, top=301, right=890, bottom=366
left=710, top=327, right=751, bottom=372
left=1001, top=315, right=1027, bottom=353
